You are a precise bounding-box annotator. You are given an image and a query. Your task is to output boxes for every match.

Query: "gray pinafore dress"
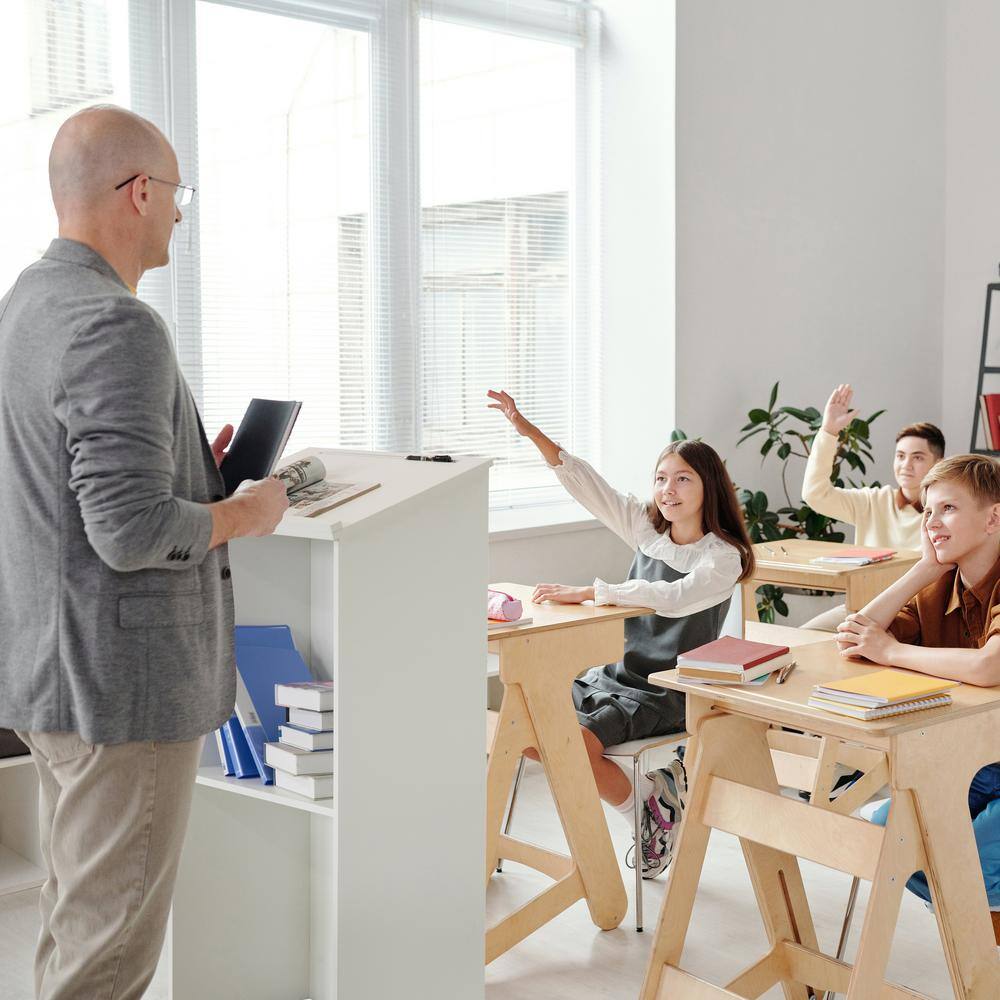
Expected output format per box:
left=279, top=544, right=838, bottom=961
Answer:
left=571, top=549, right=731, bottom=747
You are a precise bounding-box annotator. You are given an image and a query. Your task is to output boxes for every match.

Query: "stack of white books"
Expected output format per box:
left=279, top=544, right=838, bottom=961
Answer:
left=265, top=680, right=334, bottom=800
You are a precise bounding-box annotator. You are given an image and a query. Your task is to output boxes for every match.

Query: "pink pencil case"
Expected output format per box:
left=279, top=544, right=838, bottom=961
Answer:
left=488, top=589, right=523, bottom=622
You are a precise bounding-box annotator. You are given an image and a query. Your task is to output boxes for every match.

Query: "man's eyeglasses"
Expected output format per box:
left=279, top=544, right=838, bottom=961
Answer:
left=114, top=174, right=196, bottom=208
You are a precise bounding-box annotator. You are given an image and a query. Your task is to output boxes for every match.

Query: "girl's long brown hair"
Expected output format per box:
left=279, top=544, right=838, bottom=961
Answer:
left=645, top=440, right=756, bottom=583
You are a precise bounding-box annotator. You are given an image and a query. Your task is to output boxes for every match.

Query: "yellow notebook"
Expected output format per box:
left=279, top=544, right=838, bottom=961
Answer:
left=813, top=669, right=958, bottom=707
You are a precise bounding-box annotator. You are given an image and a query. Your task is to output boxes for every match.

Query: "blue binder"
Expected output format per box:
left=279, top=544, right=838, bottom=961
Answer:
left=222, top=715, right=260, bottom=779
left=233, top=639, right=313, bottom=784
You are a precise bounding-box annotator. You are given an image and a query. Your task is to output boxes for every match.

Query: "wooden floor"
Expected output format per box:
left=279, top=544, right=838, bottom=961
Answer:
left=1, top=759, right=956, bottom=999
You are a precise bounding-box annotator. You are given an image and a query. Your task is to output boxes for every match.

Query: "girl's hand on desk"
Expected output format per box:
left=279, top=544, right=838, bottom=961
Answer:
left=836, top=613, right=899, bottom=665
left=532, top=583, right=595, bottom=605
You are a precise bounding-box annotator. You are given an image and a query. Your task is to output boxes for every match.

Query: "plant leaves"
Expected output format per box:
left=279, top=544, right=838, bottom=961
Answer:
left=748, top=408, right=770, bottom=425
left=768, top=382, right=779, bottom=411
left=779, top=406, right=814, bottom=422
left=737, top=427, right=766, bottom=445
left=777, top=442, right=791, bottom=460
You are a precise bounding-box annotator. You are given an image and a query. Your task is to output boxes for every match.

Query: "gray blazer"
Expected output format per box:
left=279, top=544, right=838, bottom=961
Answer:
left=0, top=239, right=235, bottom=744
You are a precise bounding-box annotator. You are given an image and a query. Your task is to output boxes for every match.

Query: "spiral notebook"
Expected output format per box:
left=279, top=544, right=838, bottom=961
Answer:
left=808, top=693, right=952, bottom=720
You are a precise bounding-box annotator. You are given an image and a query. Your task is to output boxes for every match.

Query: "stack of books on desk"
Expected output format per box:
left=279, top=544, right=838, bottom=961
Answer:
left=265, top=681, right=334, bottom=800
left=809, top=670, right=958, bottom=720
left=676, top=636, right=792, bottom=685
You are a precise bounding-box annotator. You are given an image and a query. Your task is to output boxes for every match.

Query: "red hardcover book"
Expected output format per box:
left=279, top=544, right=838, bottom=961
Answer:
left=676, top=636, right=789, bottom=672
left=984, top=394, right=1000, bottom=450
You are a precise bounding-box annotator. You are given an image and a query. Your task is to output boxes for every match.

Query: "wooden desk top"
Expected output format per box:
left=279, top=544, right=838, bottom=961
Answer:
left=751, top=539, right=920, bottom=581
left=487, top=582, right=651, bottom=639
left=649, top=625, right=1000, bottom=741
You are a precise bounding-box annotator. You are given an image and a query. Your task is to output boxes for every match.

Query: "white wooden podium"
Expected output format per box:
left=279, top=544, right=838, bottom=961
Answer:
left=165, top=447, right=490, bottom=1000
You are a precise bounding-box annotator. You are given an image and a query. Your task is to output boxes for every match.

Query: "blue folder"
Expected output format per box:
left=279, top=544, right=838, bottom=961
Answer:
left=233, top=640, right=313, bottom=784
left=235, top=624, right=296, bottom=650
left=222, top=715, right=260, bottom=779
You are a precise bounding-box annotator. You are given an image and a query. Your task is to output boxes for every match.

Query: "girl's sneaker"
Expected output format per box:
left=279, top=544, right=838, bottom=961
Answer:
left=625, top=758, right=688, bottom=879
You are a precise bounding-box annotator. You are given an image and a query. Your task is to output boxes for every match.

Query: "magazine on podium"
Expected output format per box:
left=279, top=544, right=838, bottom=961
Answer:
left=275, top=455, right=380, bottom=518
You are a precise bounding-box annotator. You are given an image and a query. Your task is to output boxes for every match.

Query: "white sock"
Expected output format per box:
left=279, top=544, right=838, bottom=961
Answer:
left=610, top=765, right=654, bottom=819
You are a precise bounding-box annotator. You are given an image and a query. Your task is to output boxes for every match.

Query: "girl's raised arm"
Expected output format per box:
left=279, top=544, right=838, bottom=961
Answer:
left=487, top=389, right=644, bottom=548
left=486, top=389, right=562, bottom=466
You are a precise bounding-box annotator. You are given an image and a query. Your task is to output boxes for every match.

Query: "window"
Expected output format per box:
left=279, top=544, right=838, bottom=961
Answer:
left=0, top=0, right=598, bottom=513
left=183, top=1, right=372, bottom=454
left=0, top=0, right=130, bottom=287
left=419, top=14, right=593, bottom=505
left=30, top=0, right=114, bottom=116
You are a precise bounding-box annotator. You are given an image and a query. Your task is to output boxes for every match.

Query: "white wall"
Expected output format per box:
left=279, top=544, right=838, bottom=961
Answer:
left=943, top=0, right=1000, bottom=453
left=676, top=0, right=945, bottom=509
left=489, top=522, right=632, bottom=588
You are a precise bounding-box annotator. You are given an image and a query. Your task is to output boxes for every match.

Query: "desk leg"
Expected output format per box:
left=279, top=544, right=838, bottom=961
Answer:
left=742, top=581, right=760, bottom=634
left=485, top=684, right=534, bottom=884
left=520, top=668, right=627, bottom=931
left=640, top=711, right=816, bottom=1000
left=909, top=767, right=1000, bottom=998
left=845, top=788, right=921, bottom=998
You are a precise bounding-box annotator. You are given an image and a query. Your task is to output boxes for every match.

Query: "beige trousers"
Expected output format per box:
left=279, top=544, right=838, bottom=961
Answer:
left=15, top=731, right=203, bottom=1000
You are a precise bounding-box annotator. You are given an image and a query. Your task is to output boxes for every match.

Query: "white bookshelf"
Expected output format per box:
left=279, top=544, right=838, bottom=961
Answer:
left=0, top=755, right=43, bottom=897
left=170, top=447, right=490, bottom=1000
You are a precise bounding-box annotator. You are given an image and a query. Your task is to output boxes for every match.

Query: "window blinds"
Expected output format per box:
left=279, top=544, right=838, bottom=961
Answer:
left=0, top=0, right=598, bottom=511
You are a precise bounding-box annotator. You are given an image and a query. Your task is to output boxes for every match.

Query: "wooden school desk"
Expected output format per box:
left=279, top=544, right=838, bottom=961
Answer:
left=742, top=540, right=920, bottom=627
left=485, top=583, right=653, bottom=963
left=640, top=635, right=1000, bottom=1000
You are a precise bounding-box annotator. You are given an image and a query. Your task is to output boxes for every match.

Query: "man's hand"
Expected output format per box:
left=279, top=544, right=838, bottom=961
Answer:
left=211, top=424, right=234, bottom=468
left=836, top=613, right=900, bottom=664
left=233, top=477, right=289, bottom=536
left=531, top=583, right=595, bottom=605
left=821, top=384, right=859, bottom=437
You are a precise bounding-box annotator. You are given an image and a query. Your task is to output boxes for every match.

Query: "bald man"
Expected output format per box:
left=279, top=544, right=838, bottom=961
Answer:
left=0, top=105, right=288, bottom=1000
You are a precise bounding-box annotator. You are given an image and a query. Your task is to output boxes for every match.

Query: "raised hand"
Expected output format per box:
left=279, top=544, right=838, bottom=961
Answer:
left=822, top=384, right=859, bottom=437
left=487, top=389, right=534, bottom=437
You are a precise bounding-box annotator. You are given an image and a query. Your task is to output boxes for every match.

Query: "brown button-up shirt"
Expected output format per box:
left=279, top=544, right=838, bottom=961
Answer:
left=888, top=554, right=1000, bottom=648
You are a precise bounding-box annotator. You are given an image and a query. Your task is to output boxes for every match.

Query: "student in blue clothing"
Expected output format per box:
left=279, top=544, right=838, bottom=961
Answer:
left=488, top=389, right=755, bottom=877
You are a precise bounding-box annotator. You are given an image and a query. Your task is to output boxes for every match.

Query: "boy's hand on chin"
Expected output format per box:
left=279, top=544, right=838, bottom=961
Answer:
left=836, top=614, right=898, bottom=665
left=532, top=583, right=594, bottom=605
left=918, top=518, right=956, bottom=577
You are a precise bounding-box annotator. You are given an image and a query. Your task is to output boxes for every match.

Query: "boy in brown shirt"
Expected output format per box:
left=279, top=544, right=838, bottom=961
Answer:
left=836, top=454, right=1000, bottom=910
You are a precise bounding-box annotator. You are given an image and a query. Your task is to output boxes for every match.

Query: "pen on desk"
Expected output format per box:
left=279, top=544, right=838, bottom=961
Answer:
left=775, top=660, right=797, bottom=684
left=405, top=454, right=454, bottom=462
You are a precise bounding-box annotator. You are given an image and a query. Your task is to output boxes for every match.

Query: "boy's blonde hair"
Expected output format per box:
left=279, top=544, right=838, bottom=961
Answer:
left=921, top=454, right=1000, bottom=506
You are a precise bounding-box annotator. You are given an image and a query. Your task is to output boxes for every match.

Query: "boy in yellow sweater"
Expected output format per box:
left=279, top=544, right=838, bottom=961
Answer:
left=801, top=383, right=945, bottom=629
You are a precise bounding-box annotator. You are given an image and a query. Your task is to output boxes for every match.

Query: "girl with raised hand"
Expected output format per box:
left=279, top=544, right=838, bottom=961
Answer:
left=487, top=389, right=755, bottom=878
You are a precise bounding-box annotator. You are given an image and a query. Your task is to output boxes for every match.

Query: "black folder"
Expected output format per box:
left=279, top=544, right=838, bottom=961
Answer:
left=220, top=398, right=302, bottom=496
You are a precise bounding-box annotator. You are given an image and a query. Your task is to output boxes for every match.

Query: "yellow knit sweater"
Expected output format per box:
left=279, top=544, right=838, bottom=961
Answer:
left=801, top=429, right=923, bottom=549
